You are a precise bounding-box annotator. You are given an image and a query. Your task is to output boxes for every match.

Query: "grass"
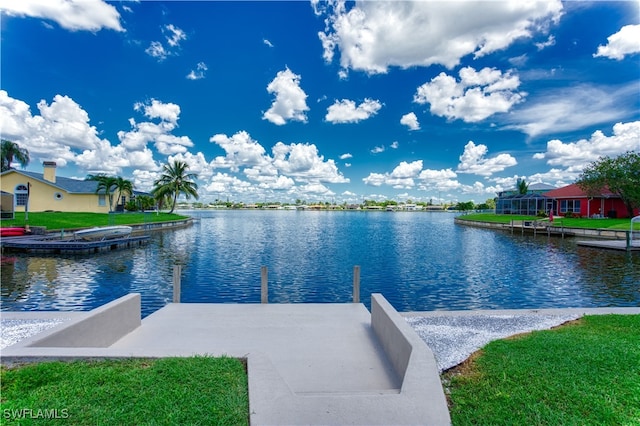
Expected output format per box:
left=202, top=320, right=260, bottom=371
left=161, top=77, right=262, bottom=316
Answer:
left=444, top=315, right=640, bottom=425
left=0, top=212, right=188, bottom=231
left=0, top=356, right=249, bottom=425
left=459, top=213, right=640, bottom=230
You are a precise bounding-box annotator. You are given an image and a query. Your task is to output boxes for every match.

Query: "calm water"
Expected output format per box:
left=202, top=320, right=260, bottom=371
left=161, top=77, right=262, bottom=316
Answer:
left=2, top=211, right=639, bottom=317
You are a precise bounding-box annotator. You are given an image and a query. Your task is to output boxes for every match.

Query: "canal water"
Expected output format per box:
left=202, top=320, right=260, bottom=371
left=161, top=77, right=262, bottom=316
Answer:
left=2, top=210, right=639, bottom=317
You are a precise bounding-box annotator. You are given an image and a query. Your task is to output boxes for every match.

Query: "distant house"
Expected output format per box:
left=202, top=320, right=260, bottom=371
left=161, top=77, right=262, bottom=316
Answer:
left=495, top=183, right=556, bottom=216
left=0, top=162, right=138, bottom=214
left=543, top=183, right=638, bottom=218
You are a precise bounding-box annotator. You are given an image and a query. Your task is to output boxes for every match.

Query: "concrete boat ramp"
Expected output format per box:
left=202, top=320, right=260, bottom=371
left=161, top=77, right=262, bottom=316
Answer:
left=1, top=294, right=451, bottom=425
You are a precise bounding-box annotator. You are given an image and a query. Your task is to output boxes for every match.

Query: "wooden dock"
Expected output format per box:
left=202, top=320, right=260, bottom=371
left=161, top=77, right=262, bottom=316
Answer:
left=0, top=234, right=150, bottom=254
left=576, top=239, right=640, bottom=252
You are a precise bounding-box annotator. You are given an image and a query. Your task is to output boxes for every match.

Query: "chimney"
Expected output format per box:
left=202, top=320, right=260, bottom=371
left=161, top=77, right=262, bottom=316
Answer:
left=43, top=161, right=57, bottom=183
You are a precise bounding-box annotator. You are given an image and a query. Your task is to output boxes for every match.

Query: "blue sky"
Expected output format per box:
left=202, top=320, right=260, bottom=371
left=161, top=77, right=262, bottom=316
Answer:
left=1, top=1, right=639, bottom=205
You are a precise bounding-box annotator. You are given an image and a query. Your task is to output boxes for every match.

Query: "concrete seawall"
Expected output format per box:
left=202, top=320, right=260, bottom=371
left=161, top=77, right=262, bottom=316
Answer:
left=130, top=217, right=193, bottom=234
left=455, top=217, right=637, bottom=240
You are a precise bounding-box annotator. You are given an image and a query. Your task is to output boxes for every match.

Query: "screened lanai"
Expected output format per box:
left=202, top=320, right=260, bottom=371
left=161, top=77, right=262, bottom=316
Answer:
left=495, top=193, right=552, bottom=215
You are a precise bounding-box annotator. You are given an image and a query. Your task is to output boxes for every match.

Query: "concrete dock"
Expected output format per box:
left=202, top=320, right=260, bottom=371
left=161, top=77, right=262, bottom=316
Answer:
left=3, top=295, right=638, bottom=425
left=0, top=234, right=150, bottom=254
left=576, top=239, right=640, bottom=251
left=1, top=294, right=451, bottom=425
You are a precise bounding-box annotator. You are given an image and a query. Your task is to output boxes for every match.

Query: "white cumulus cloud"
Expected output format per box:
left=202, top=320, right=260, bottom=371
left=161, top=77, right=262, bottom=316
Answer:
left=533, top=121, right=640, bottom=168
left=594, top=24, right=640, bottom=60
left=134, top=99, right=181, bottom=124
left=317, top=0, right=563, bottom=74
left=457, top=141, right=517, bottom=176
left=272, top=142, right=349, bottom=183
left=400, top=112, right=420, bottom=130
left=0, top=90, right=168, bottom=174
left=414, top=67, right=526, bottom=123
left=263, top=68, right=309, bottom=125
left=0, top=0, right=124, bottom=32
left=325, top=98, right=382, bottom=123
left=120, top=99, right=192, bottom=156
left=363, top=160, right=460, bottom=192
left=0, top=90, right=103, bottom=167
left=209, top=132, right=349, bottom=188
left=209, top=131, right=269, bottom=172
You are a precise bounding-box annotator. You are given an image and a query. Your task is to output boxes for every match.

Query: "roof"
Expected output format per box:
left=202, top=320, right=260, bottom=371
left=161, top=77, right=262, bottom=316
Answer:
left=543, top=183, right=617, bottom=199
left=499, top=192, right=549, bottom=200
left=1, top=169, right=99, bottom=194
left=528, top=183, right=557, bottom=191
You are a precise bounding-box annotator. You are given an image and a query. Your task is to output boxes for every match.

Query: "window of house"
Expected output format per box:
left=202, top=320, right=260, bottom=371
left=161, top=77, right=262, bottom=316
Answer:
left=98, top=194, right=106, bottom=206
left=560, top=200, right=581, bottom=213
left=15, top=184, right=28, bottom=206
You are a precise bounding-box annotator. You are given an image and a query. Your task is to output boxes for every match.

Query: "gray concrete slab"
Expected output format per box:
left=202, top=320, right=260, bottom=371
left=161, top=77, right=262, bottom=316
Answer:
left=110, top=302, right=400, bottom=394
left=1, top=298, right=451, bottom=425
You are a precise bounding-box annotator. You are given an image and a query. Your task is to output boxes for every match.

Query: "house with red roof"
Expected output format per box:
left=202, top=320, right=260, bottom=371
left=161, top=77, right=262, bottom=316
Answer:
left=543, top=183, right=638, bottom=218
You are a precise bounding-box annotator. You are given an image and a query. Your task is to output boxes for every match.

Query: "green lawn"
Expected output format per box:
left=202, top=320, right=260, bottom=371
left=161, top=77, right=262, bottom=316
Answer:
left=0, top=357, right=249, bottom=425
left=459, top=213, right=640, bottom=230
left=0, top=212, right=188, bottom=231
left=444, top=315, right=640, bottom=425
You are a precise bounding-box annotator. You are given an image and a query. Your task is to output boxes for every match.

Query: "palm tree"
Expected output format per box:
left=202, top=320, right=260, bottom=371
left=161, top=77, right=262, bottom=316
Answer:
left=152, top=160, right=199, bottom=214
left=86, top=174, right=118, bottom=212
left=1, top=140, right=30, bottom=172
left=114, top=176, right=134, bottom=210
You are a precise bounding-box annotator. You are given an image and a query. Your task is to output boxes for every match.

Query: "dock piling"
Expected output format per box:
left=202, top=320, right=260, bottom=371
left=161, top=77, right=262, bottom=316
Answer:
left=353, top=265, right=361, bottom=303
left=261, top=266, right=268, bottom=303
left=626, top=231, right=631, bottom=251
left=173, top=264, right=181, bottom=303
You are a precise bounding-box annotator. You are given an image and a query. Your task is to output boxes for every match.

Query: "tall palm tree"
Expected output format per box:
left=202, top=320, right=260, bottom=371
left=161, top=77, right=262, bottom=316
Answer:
left=114, top=176, right=134, bottom=210
left=152, top=160, right=199, bottom=214
left=86, top=174, right=118, bottom=212
left=1, top=140, right=30, bottom=172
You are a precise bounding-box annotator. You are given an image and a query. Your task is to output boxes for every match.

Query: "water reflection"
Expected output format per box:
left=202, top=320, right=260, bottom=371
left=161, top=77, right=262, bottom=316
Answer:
left=2, top=210, right=639, bottom=317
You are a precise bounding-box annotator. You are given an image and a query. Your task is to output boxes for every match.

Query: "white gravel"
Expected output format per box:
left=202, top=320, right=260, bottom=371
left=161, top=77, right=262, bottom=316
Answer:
left=406, top=313, right=580, bottom=372
left=1, top=319, right=68, bottom=349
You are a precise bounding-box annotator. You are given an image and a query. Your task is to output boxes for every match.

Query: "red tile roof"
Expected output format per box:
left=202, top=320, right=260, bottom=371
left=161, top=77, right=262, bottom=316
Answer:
left=544, top=183, right=617, bottom=198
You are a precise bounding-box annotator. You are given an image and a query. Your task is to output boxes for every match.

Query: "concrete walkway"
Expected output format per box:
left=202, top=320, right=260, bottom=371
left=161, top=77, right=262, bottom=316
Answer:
left=111, top=302, right=400, bottom=393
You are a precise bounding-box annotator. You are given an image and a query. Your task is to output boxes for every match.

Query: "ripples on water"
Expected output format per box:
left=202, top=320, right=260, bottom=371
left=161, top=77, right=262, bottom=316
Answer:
left=2, top=211, right=639, bottom=317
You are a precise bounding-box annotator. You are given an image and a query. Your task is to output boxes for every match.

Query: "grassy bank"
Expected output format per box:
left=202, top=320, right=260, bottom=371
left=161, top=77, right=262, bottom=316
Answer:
left=0, top=357, right=249, bottom=425
left=0, top=212, right=188, bottom=231
left=459, top=213, right=640, bottom=230
left=445, top=315, right=640, bottom=425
